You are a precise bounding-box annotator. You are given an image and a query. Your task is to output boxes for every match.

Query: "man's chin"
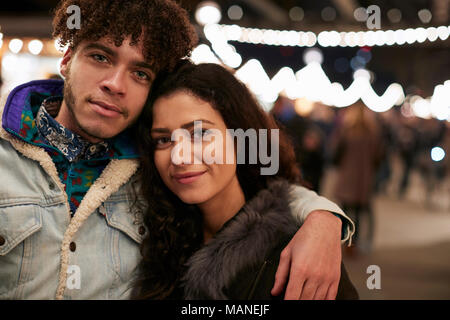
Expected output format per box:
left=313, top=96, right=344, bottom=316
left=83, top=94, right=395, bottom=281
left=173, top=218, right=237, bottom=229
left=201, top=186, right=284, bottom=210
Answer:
left=77, top=126, right=116, bottom=143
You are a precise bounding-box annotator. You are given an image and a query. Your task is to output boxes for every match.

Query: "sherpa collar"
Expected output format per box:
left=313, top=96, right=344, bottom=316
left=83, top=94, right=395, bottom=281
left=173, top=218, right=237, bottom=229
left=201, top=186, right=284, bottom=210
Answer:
left=182, top=179, right=299, bottom=299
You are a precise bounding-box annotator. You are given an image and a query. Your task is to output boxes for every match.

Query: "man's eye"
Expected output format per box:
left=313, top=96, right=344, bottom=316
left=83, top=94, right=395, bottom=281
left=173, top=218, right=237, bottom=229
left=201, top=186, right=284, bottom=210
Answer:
left=92, top=54, right=108, bottom=63
left=135, top=71, right=150, bottom=81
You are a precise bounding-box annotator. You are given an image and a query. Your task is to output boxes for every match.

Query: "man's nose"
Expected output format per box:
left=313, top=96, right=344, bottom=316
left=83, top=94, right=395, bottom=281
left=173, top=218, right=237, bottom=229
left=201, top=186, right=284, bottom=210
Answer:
left=101, top=67, right=127, bottom=96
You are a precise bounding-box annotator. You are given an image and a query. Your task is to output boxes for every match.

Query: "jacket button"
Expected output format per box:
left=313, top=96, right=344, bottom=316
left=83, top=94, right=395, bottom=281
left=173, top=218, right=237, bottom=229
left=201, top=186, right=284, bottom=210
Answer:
left=0, top=236, right=5, bottom=246
left=69, top=242, right=76, bottom=252
left=138, top=226, right=146, bottom=235
left=49, top=182, right=56, bottom=190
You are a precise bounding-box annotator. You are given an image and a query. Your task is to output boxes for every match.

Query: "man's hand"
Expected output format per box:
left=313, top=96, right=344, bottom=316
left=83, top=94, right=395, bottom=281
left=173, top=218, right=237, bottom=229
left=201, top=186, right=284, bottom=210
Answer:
left=271, top=210, right=342, bottom=300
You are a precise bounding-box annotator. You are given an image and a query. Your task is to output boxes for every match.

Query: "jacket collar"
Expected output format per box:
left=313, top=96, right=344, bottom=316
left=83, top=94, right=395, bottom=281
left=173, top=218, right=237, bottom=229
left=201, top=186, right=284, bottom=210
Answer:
left=182, top=179, right=299, bottom=299
left=2, top=80, right=63, bottom=136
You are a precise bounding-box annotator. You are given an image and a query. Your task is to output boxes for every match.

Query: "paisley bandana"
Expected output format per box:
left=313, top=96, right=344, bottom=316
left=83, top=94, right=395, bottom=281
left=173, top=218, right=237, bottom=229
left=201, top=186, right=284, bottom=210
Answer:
left=36, top=97, right=111, bottom=162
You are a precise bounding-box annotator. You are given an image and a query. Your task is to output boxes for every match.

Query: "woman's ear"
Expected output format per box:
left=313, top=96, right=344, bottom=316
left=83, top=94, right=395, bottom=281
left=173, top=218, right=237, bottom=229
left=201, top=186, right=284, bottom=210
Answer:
left=59, top=48, right=73, bottom=78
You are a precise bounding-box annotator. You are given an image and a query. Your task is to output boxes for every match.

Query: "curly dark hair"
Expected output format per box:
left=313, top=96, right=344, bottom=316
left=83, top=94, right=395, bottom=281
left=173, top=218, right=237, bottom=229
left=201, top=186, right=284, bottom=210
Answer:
left=132, top=61, right=302, bottom=300
left=52, top=0, right=198, bottom=73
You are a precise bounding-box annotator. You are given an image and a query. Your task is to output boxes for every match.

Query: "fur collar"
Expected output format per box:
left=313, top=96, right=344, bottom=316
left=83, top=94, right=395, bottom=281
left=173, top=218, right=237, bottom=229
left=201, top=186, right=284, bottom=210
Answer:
left=182, top=179, right=299, bottom=299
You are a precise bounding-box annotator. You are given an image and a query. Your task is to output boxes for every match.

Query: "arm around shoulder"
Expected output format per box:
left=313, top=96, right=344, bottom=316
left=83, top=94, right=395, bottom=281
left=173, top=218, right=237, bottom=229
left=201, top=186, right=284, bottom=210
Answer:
left=288, top=183, right=355, bottom=246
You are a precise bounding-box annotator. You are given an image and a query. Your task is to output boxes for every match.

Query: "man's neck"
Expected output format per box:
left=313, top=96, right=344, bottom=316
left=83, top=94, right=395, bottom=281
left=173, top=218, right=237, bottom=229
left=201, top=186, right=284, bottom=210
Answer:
left=55, top=101, right=103, bottom=144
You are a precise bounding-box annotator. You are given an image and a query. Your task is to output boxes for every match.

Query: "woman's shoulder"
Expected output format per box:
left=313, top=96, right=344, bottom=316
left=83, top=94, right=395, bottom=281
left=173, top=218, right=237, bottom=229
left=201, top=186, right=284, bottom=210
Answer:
left=224, top=230, right=291, bottom=299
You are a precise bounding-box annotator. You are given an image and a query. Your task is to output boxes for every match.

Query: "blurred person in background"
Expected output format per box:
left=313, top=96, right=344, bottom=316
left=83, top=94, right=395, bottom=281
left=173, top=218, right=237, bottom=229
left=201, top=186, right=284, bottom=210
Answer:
left=415, top=118, right=447, bottom=208
left=396, top=115, right=420, bottom=198
left=270, top=95, right=297, bottom=124
left=332, top=102, right=383, bottom=254
left=373, top=110, right=394, bottom=195
left=272, top=96, right=326, bottom=192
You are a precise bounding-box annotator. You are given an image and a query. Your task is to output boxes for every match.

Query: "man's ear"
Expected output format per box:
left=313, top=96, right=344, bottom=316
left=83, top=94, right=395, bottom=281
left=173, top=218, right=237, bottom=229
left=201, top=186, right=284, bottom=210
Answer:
left=60, top=48, right=73, bottom=78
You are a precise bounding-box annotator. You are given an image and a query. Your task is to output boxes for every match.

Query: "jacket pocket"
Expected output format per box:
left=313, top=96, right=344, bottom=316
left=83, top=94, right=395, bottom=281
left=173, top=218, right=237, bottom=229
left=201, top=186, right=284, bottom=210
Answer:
left=100, top=199, right=147, bottom=298
left=0, top=204, right=42, bottom=256
left=0, top=203, right=43, bottom=297
left=102, top=199, right=147, bottom=244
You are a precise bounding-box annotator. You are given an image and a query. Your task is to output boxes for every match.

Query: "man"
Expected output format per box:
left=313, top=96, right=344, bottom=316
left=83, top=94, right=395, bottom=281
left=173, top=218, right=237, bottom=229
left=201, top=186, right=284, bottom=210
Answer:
left=0, top=0, right=354, bottom=300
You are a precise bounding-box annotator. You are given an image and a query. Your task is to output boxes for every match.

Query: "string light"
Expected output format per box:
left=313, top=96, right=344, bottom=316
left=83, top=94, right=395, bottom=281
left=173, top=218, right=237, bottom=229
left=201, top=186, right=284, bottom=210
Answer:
left=215, top=24, right=450, bottom=47
left=191, top=44, right=221, bottom=64
left=431, top=147, right=445, bottom=162
left=228, top=55, right=444, bottom=119
left=230, top=56, right=407, bottom=113
left=195, top=1, right=221, bottom=26
left=8, top=38, right=23, bottom=53
left=28, top=39, right=43, bottom=55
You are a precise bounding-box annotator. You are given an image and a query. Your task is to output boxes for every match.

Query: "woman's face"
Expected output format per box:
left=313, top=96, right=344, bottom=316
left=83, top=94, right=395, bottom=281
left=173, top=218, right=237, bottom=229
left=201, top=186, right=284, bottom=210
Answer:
left=151, top=90, right=238, bottom=205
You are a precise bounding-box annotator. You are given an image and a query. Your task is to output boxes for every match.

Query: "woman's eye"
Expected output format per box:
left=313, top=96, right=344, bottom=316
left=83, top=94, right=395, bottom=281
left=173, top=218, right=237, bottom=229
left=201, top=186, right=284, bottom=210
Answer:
left=135, top=71, right=150, bottom=81
left=154, top=137, right=171, bottom=148
left=192, top=129, right=208, bottom=140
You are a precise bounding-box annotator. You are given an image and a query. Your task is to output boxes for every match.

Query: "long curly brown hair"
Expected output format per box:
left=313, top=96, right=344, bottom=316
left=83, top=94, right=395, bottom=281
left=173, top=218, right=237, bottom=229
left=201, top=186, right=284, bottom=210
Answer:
left=132, top=61, right=302, bottom=299
left=52, top=0, right=198, bottom=73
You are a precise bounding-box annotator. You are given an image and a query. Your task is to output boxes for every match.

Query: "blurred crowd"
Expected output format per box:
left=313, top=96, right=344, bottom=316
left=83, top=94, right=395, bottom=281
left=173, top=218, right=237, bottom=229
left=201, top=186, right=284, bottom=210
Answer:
left=271, top=96, right=449, bottom=251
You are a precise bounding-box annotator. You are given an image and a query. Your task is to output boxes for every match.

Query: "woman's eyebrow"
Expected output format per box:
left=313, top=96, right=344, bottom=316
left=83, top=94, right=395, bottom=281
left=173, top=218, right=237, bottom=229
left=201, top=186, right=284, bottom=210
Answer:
left=180, top=119, right=215, bottom=129
left=151, top=119, right=215, bottom=134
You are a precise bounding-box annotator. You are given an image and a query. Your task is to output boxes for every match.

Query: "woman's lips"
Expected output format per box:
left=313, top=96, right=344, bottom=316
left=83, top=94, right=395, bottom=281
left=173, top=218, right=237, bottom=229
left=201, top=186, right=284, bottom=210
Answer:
left=172, top=171, right=206, bottom=184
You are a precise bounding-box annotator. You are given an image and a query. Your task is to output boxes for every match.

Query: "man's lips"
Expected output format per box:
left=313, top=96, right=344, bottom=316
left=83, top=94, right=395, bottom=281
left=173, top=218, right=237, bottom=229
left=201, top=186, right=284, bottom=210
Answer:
left=90, top=100, right=122, bottom=113
left=89, top=100, right=123, bottom=118
left=172, top=171, right=206, bottom=184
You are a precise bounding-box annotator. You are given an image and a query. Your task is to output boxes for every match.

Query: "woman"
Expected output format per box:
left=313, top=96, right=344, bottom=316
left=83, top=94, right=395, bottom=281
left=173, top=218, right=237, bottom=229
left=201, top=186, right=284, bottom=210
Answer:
left=133, top=61, right=358, bottom=300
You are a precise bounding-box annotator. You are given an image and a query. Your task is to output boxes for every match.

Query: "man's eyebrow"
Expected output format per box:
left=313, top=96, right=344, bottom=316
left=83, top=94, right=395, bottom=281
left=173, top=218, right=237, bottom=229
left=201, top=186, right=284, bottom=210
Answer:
left=151, top=120, right=215, bottom=133
left=83, top=42, right=155, bottom=78
left=132, top=61, right=156, bottom=79
left=83, top=43, right=117, bottom=57
left=133, top=61, right=153, bottom=70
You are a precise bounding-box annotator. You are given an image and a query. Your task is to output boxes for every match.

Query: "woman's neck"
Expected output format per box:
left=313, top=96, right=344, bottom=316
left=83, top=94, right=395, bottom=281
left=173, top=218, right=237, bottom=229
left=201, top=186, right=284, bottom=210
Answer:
left=197, top=176, right=245, bottom=244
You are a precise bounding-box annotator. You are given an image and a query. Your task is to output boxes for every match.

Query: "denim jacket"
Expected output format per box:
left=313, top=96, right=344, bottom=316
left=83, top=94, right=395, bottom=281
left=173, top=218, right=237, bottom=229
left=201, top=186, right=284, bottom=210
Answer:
left=0, top=136, right=145, bottom=299
left=0, top=81, right=354, bottom=300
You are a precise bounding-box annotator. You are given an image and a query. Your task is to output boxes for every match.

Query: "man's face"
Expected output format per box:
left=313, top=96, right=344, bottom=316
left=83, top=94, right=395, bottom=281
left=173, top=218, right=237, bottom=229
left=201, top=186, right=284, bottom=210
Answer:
left=58, top=37, right=154, bottom=142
